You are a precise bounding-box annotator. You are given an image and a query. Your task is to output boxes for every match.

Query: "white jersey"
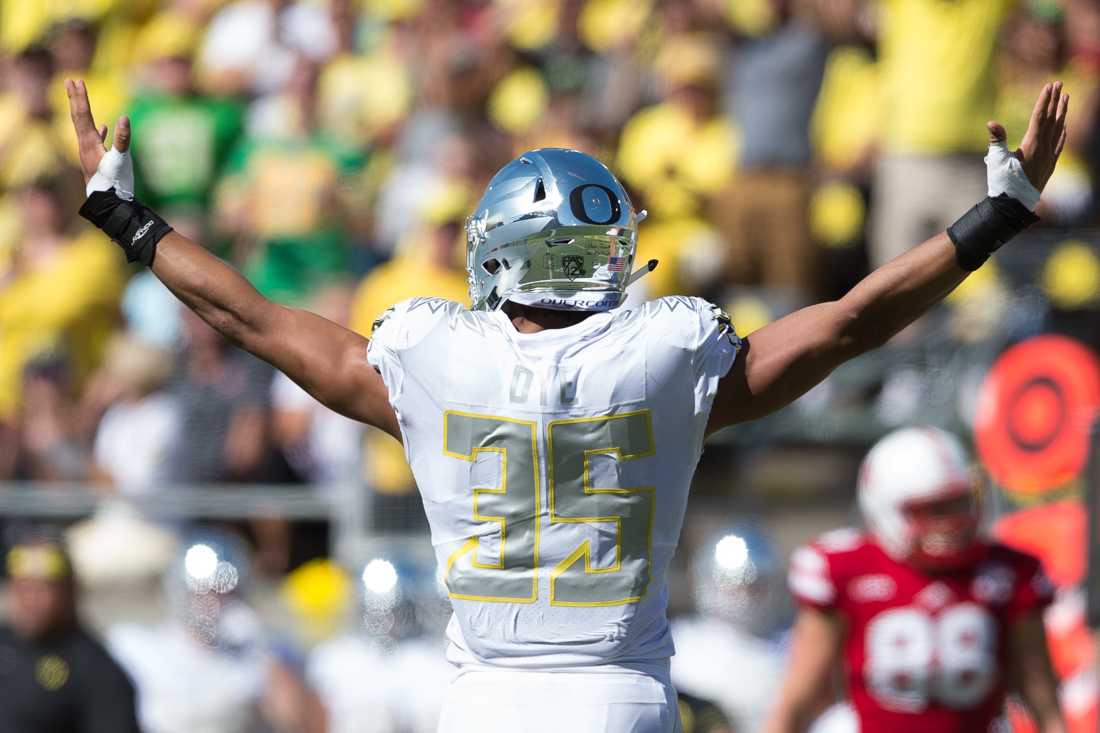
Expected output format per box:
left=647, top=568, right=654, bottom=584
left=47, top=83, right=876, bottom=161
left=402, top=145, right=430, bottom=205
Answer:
left=670, top=616, right=784, bottom=731
left=308, top=633, right=454, bottom=733
left=307, top=635, right=402, bottom=733
left=106, top=617, right=267, bottom=733
left=391, top=636, right=458, bottom=732
left=368, top=296, right=740, bottom=671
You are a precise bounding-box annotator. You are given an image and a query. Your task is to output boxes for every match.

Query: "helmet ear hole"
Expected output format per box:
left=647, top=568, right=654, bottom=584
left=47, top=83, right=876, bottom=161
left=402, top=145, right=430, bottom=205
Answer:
left=482, top=258, right=501, bottom=275
left=534, top=178, right=546, bottom=202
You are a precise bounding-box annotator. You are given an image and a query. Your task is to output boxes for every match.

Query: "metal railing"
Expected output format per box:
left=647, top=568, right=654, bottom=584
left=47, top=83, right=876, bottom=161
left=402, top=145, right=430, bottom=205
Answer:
left=0, top=483, right=332, bottom=519
left=0, top=481, right=375, bottom=569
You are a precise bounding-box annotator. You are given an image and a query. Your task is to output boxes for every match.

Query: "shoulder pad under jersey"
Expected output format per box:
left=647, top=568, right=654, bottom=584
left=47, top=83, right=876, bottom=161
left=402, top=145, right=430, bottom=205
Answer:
left=369, top=297, right=466, bottom=354
left=641, top=296, right=741, bottom=353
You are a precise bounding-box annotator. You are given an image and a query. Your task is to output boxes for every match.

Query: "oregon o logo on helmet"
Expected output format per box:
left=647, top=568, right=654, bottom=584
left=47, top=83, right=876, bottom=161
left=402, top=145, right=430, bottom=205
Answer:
left=569, top=184, right=621, bottom=225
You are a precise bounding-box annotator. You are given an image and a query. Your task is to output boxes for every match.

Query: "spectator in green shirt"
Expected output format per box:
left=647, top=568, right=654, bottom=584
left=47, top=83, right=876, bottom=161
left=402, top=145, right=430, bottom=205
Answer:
left=214, top=56, right=365, bottom=305
left=126, top=13, right=244, bottom=219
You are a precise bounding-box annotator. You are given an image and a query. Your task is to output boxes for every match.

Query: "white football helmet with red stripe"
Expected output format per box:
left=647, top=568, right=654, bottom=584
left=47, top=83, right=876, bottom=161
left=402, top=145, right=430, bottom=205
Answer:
left=858, top=426, right=982, bottom=568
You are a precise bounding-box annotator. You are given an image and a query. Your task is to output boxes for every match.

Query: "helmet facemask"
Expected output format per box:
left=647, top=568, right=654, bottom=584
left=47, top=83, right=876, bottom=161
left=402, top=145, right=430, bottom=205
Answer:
left=858, top=426, right=988, bottom=570
left=902, top=481, right=985, bottom=570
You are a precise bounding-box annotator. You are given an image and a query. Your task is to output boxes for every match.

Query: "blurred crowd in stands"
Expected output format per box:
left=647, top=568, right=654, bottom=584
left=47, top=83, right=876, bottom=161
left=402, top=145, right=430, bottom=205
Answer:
left=2, top=0, right=1100, bottom=573
left=2, top=2, right=1100, bottom=731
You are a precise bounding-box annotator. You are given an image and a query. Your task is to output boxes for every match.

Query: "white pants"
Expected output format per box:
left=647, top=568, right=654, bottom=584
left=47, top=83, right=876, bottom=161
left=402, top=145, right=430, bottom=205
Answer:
left=437, top=668, right=682, bottom=733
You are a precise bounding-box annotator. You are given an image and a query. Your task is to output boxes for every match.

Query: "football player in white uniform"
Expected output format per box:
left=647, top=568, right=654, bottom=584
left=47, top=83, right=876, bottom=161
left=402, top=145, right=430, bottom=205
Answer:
left=672, top=525, right=790, bottom=731
left=66, top=78, right=1068, bottom=732
left=107, top=532, right=326, bottom=733
left=308, top=551, right=455, bottom=733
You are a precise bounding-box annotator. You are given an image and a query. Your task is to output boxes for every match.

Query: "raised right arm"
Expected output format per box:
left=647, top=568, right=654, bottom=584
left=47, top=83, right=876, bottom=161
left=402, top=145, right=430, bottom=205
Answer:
left=153, top=232, right=399, bottom=437
left=66, top=80, right=399, bottom=439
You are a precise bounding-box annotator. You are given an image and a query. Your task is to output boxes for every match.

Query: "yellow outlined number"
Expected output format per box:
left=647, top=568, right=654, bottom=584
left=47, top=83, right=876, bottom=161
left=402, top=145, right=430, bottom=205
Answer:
left=548, top=410, right=655, bottom=606
left=443, top=410, right=654, bottom=606
left=444, top=412, right=540, bottom=603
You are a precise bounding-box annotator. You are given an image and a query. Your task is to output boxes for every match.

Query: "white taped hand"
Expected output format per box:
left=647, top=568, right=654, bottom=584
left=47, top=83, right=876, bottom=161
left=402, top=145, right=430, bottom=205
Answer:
left=86, top=147, right=134, bottom=201
left=985, top=139, right=1041, bottom=211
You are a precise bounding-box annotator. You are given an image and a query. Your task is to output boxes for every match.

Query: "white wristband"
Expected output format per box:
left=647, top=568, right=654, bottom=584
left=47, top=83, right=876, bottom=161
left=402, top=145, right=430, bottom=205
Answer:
left=86, top=147, right=134, bottom=201
left=985, top=140, right=1041, bottom=211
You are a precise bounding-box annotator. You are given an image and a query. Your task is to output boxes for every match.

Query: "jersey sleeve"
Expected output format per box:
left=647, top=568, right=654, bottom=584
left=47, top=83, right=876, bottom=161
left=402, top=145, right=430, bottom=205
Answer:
left=693, top=300, right=742, bottom=412
left=1006, top=551, right=1057, bottom=622
left=788, top=543, right=841, bottom=611
left=647, top=296, right=742, bottom=414
left=366, top=297, right=464, bottom=403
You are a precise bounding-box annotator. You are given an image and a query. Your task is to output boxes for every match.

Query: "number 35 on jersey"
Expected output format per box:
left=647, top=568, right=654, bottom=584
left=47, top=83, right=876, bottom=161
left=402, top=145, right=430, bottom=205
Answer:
left=442, top=409, right=656, bottom=607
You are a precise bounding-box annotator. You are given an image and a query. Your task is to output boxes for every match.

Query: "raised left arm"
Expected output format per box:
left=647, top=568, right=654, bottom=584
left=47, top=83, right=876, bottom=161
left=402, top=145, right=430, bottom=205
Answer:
left=707, top=82, right=1067, bottom=432
left=708, top=232, right=963, bottom=430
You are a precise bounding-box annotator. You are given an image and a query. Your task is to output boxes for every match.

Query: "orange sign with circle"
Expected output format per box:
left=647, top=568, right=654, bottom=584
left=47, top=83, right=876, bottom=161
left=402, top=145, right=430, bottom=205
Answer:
left=974, top=335, right=1100, bottom=497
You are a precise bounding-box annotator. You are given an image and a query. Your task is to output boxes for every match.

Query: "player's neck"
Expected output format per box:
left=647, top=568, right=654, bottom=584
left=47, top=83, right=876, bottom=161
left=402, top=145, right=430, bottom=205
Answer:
left=502, top=302, right=596, bottom=333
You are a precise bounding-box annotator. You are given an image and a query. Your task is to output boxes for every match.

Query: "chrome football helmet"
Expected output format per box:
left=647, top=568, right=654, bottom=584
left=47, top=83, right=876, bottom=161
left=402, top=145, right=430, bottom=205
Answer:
left=691, top=523, right=790, bottom=637
left=466, top=148, right=645, bottom=311
left=163, top=529, right=259, bottom=649
left=358, top=549, right=449, bottom=645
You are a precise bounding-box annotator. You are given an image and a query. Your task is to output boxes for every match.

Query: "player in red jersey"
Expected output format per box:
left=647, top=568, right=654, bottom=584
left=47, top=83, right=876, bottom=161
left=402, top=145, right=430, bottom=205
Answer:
left=764, top=426, right=1065, bottom=733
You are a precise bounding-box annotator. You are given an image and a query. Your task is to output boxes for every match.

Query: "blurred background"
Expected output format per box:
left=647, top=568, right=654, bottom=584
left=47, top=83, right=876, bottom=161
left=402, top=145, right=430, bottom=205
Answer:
left=0, top=0, right=1099, bottom=731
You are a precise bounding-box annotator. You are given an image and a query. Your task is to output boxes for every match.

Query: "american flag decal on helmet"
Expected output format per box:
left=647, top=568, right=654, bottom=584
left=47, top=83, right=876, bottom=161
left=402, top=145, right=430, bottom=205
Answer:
left=608, top=256, right=626, bottom=272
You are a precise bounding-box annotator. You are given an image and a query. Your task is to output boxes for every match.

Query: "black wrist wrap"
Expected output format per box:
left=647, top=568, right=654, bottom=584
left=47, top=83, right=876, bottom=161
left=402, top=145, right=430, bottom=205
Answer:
left=78, top=189, right=172, bottom=267
left=946, top=194, right=1039, bottom=271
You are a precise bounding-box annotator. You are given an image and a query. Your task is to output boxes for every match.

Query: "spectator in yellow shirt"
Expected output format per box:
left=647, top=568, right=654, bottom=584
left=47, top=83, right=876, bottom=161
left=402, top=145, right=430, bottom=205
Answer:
left=348, top=189, right=469, bottom=529
left=617, top=34, right=737, bottom=223
left=869, top=0, right=1016, bottom=265
left=349, top=189, right=471, bottom=334
left=0, top=46, right=72, bottom=189
left=616, top=34, right=736, bottom=299
left=0, top=177, right=125, bottom=421
left=998, top=3, right=1099, bottom=224
left=46, top=19, right=130, bottom=170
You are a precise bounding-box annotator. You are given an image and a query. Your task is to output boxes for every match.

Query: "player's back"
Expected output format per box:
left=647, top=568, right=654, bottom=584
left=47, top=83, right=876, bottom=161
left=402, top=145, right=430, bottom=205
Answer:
left=368, top=296, right=739, bottom=672
left=789, top=529, right=1055, bottom=733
